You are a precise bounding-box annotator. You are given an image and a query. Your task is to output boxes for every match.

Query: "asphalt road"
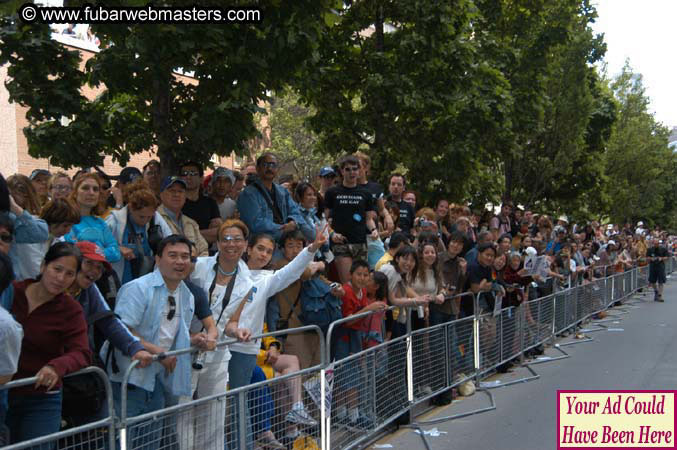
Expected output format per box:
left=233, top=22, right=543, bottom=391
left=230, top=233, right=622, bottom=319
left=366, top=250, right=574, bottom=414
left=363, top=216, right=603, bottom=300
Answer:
left=374, top=276, right=677, bottom=450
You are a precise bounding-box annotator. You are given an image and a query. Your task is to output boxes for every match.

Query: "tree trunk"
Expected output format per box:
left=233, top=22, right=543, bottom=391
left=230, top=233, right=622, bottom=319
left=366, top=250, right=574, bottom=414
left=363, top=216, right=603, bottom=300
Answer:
left=371, top=3, right=388, bottom=183
left=504, top=152, right=513, bottom=203
left=152, top=70, right=176, bottom=177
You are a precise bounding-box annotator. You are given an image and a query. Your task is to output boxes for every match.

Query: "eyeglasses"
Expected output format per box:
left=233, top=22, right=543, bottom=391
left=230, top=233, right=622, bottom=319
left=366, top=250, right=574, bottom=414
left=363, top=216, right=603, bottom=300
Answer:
left=167, top=295, right=176, bottom=320
left=0, top=233, right=12, bottom=243
left=221, top=235, right=245, bottom=243
left=180, top=170, right=200, bottom=177
left=343, top=166, right=359, bottom=172
left=261, top=162, right=278, bottom=169
left=52, top=185, right=71, bottom=192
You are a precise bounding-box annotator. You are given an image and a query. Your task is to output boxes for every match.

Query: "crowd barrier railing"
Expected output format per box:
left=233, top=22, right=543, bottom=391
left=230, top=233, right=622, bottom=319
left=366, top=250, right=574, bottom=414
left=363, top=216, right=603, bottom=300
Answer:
left=4, top=257, right=674, bottom=450
left=0, top=366, right=115, bottom=450
left=118, top=325, right=325, bottom=450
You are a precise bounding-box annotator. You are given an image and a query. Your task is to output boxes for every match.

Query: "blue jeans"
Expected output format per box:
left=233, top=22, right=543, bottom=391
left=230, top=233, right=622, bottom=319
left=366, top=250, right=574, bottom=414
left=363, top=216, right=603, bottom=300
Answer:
left=228, top=352, right=257, bottom=450
left=6, top=391, right=63, bottom=449
left=249, top=366, right=273, bottom=437
left=112, top=376, right=166, bottom=450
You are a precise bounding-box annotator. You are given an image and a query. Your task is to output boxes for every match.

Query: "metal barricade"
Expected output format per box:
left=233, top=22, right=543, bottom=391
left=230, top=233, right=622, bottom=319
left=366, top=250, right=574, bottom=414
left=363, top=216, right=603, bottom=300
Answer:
left=118, top=326, right=325, bottom=450
left=2, top=261, right=666, bottom=450
left=1, top=366, right=115, bottom=450
left=324, top=305, right=409, bottom=450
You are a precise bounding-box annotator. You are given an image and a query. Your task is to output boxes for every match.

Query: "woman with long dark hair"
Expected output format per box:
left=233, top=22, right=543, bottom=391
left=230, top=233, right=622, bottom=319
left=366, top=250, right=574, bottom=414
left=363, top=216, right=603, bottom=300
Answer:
left=3, top=242, right=91, bottom=447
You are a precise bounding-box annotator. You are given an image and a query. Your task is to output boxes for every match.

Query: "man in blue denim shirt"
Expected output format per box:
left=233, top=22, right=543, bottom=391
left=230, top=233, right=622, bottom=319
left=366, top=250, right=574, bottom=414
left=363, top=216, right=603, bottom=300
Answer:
left=236, top=152, right=314, bottom=244
left=104, top=235, right=209, bottom=446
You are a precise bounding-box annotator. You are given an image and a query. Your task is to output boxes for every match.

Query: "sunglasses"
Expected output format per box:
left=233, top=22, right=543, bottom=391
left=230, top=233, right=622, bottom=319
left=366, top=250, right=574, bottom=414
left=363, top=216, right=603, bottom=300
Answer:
left=167, top=295, right=176, bottom=320
left=180, top=170, right=200, bottom=177
left=221, top=235, right=245, bottom=243
left=343, top=166, right=359, bottom=172
left=261, top=162, right=278, bottom=169
left=0, top=233, right=12, bottom=244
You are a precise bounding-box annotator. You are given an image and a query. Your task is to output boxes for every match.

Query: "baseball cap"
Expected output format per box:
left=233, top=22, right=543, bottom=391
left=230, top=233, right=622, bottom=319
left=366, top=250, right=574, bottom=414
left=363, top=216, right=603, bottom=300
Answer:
left=75, top=241, right=112, bottom=272
left=161, top=176, right=187, bottom=192
left=319, top=166, right=336, bottom=178
left=524, top=247, right=537, bottom=257
left=30, top=169, right=51, bottom=180
left=212, top=167, right=235, bottom=185
left=118, top=167, right=142, bottom=185
left=607, top=240, right=616, bottom=247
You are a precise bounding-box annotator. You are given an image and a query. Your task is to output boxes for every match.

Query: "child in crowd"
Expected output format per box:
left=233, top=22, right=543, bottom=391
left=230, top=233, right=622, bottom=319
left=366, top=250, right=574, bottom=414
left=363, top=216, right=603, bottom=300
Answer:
left=334, top=260, right=387, bottom=429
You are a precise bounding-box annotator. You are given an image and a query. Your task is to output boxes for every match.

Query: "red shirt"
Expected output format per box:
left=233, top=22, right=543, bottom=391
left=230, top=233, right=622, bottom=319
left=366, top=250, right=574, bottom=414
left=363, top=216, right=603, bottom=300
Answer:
left=10, top=280, right=91, bottom=395
left=340, top=283, right=368, bottom=331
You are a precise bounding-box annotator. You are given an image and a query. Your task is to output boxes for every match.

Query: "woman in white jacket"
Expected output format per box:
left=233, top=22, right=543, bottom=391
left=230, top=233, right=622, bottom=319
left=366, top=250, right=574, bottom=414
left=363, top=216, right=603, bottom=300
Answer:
left=105, top=182, right=172, bottom=284
left=228, top=226, right=328, bottom=444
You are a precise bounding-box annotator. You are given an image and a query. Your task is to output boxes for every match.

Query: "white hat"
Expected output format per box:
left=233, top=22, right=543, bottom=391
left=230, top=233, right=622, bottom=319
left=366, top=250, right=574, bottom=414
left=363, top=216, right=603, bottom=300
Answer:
left=558, top=215, right=569, bottom=224
left=524, top=246, right=537, bottom=257
left=606, top=224, right=613, bottom=230
left=637, top=221, right=644, bottom=226
left=607, top=240, right=616, bottom=246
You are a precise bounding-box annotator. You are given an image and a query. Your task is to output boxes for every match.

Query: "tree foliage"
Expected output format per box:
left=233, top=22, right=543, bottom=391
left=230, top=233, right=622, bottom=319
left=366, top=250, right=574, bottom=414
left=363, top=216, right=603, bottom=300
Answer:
left=0, top=0, right=337, bottom=173
left=266, top=89, right=333, bottom=182
left=603, top=63, right=676, bottom=227
left=294, top=0, right=512, bottom=205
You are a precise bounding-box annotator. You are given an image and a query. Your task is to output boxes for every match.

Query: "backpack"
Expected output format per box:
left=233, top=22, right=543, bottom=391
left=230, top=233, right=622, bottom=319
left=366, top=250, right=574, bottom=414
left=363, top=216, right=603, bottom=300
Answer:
left=62, top=293, right=118, bottom=428
left=298, top=277, right=342, bottom=332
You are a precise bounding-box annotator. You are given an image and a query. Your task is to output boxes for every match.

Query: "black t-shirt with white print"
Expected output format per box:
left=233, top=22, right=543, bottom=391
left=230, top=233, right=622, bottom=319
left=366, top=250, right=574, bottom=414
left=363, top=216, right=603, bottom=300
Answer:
left=325, top=184, right=376, bottom=244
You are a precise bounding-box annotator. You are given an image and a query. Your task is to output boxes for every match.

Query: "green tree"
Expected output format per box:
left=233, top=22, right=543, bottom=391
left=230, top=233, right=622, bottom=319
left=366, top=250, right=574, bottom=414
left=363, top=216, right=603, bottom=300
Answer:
left=294, top=0, right=512, bottom=205
left=474, top=0, right=610, bottom=209
left=266, top=89, right=334, bottom=182
left=0, top=0, right=337, bottom=174
left=603, top=63, right=675, bottom=225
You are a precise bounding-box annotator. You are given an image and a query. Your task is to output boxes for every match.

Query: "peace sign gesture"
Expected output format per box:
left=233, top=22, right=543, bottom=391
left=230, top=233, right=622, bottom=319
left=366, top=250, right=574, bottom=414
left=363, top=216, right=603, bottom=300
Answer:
left=309, top=224, right=329, bottom=253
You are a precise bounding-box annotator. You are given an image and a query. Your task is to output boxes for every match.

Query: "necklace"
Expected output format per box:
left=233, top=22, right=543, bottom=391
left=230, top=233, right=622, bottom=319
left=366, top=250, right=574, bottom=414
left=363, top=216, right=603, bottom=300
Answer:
left=218, top=264, right=238, bottom=277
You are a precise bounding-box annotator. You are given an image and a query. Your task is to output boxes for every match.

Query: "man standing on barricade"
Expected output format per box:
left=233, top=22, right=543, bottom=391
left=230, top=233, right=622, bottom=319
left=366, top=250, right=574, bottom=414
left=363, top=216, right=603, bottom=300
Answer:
left=324, top=155, right=379, bottom=283
left=237, top=152, right=314, bottom=247
left=103, top=235, right=216, bottom=448
left=647, top=237, right=669, bottom=302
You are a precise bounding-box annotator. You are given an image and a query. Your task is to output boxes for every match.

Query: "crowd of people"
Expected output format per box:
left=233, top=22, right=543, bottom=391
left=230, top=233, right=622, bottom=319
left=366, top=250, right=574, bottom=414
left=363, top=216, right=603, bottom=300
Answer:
left=0, top=152, right=674, bottom=449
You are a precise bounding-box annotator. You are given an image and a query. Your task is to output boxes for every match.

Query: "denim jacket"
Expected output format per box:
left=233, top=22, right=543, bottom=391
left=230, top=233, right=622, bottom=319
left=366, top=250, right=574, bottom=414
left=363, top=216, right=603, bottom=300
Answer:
left=236, top=178, right=314, bottom=242
left=101, top=269, right=194, bottom=396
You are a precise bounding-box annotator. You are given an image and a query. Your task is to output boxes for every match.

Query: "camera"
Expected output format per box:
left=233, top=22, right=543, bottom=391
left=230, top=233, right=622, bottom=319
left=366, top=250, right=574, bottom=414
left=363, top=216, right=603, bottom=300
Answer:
left=192, top=351, right=206, bottom=370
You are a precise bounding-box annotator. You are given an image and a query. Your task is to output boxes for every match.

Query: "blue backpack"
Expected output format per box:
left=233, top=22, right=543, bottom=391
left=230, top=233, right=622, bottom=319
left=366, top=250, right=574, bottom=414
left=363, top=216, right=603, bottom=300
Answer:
left=298, top=278, right=342, bottom=332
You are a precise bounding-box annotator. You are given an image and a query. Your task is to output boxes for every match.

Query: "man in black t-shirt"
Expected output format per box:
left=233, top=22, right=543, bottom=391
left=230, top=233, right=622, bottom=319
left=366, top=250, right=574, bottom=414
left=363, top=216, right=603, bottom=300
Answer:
left=647, top=238, right=669, bottom=302
left=324, top=155, right=378, bottom=283
left=386, top=173, right=415, bottom=236
left=354, top=151, right=394, bottom=234
left=180, top=161, right=222, bottom=245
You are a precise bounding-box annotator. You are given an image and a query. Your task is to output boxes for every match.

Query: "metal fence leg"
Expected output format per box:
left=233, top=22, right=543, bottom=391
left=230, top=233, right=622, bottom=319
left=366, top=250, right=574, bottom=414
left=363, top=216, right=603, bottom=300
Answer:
left=526, top=343, right=572, bottom=365
left=413, top=388, right=497, bottom=425
left=481, top=364, right=540, bottom=390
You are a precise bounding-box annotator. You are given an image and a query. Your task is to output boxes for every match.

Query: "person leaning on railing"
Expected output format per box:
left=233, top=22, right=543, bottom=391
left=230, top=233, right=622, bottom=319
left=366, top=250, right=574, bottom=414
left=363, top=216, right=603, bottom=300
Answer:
left=180, top=220, right=254, bottom=450
left=2, top=242, right=91, bottom=447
